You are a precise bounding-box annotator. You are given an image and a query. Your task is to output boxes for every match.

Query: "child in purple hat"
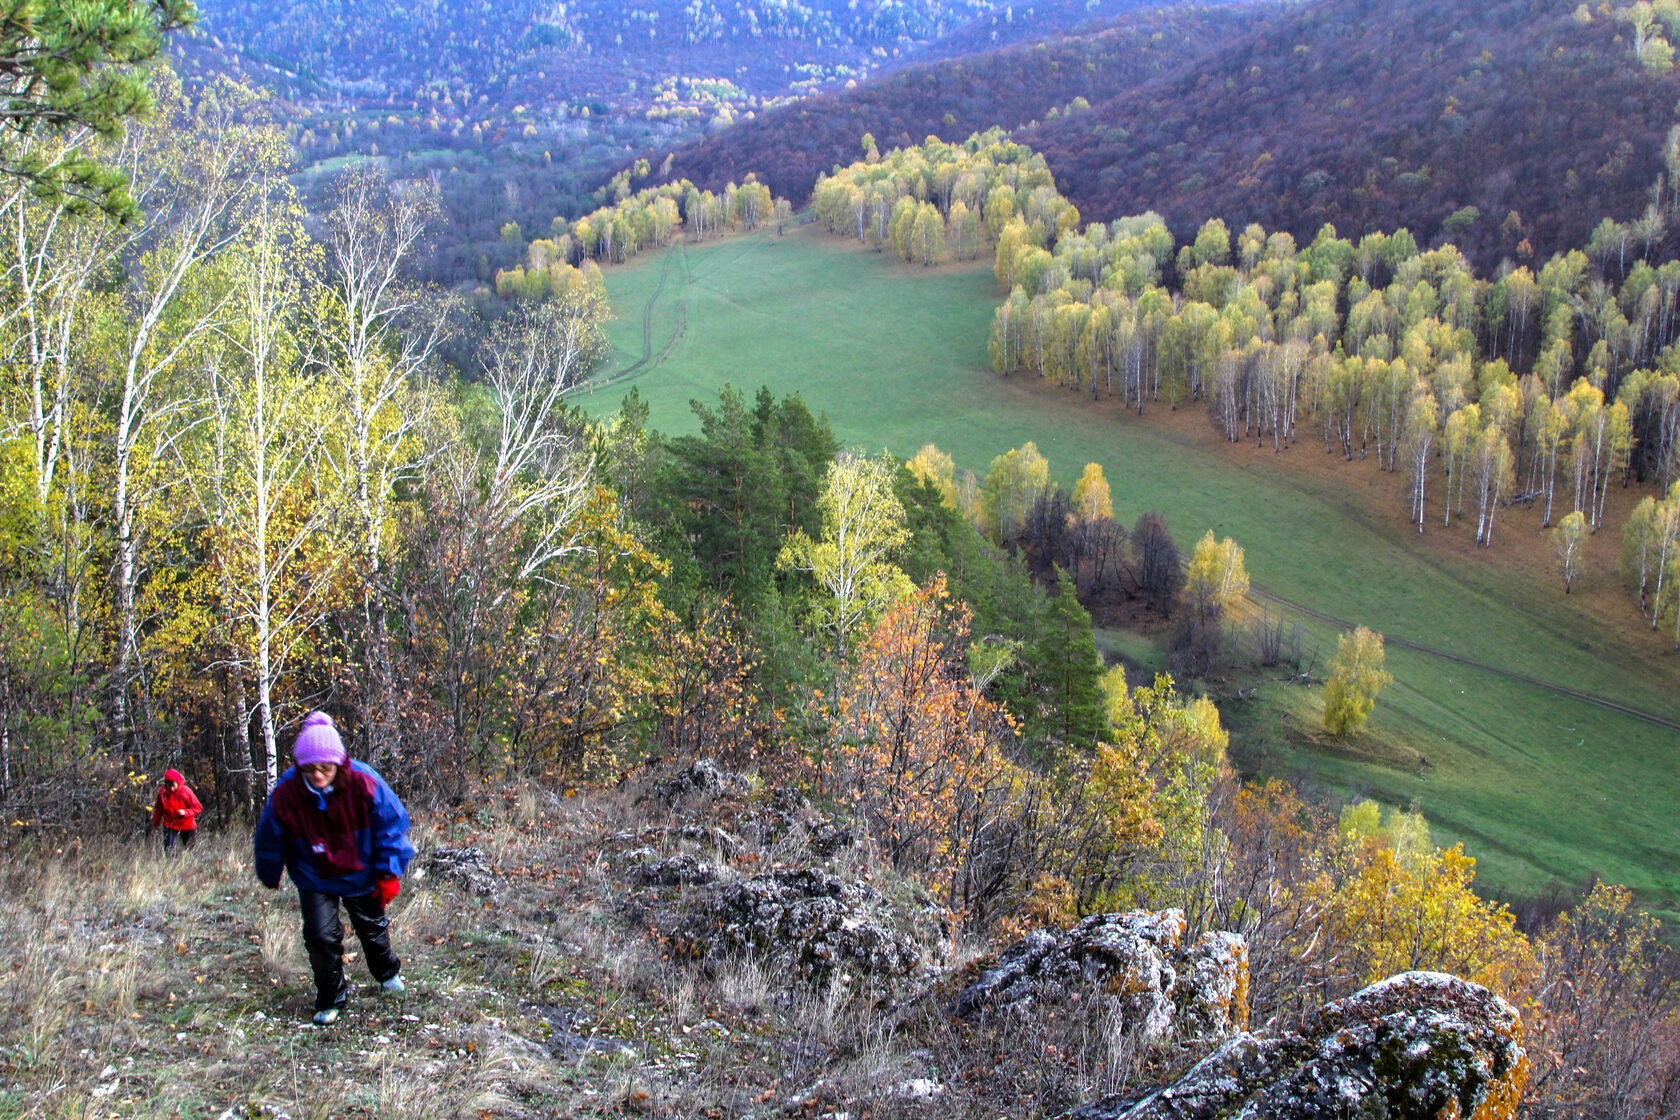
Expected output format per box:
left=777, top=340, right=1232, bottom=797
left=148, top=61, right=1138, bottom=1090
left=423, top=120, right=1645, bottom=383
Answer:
left=253, top=711, right=415, bottom=1025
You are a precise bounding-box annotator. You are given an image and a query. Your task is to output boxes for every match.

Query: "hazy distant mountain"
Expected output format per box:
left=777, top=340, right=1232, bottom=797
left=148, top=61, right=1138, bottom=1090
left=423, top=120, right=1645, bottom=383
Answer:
left=189, top=0, right=1206, bottom=112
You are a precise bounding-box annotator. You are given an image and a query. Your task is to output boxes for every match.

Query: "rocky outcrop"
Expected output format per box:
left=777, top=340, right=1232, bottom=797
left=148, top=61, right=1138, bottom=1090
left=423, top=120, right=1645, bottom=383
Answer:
left=955, top=910, right=1249, bottom=1044
left=737, top=787, right=857, bottom=857
left=1063, top=971, right=1529, bottom=1120
left=615, top=769, right=927, bottom=995
left=644, top=759, right=748, bottom=804
left=668, top=866, right=949, bottom=991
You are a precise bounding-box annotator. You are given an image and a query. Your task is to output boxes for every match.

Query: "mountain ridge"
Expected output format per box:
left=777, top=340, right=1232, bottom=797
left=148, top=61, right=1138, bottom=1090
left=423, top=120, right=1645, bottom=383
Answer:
left=639, top=0, right=1680, bottom=269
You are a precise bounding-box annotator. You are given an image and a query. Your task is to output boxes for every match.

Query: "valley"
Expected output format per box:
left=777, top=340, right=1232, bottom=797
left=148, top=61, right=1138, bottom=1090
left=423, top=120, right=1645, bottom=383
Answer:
left=578, top=224, right=1680, bottom=916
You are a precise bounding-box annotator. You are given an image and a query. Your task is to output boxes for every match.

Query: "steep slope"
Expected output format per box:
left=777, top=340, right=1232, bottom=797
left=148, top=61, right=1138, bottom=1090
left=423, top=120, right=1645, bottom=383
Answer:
left=1025, top=0, right=1680, bottom=266
left=645, top=4, right=1272, bottom=202
left=644, top=0, right=1680, bottom=268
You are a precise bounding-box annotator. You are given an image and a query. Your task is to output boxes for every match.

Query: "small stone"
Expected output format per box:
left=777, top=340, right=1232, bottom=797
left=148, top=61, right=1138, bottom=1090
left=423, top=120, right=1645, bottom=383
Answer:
left=890, top=1078, right=943, bottom=1101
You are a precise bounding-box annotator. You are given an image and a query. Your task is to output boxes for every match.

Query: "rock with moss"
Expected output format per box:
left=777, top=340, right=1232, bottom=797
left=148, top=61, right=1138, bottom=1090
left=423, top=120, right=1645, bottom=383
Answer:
left=955, top=910, right=1248, bottom=1045
left=1063, top=971, right=1528, bottom=1120
left=1174, top=930, right=1250, bottom=1040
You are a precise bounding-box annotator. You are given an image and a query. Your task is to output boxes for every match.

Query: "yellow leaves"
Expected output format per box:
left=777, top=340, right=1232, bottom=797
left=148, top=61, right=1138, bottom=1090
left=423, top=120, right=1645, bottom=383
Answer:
left=1087, top=738, right=1164, bottom=853
left=780, top=451, right=913, bottom=653
left=1325, top=841, right=1537, bottom=997
left=906, top=443, right=957, bottom=509
left=1186, top=530, right=1250, bottom=620
left=1070, top=462, right=1113, bottom=525
left=1322, top=626, right=1393, bottom=736
left=981, top=441, right=1049, bottom=544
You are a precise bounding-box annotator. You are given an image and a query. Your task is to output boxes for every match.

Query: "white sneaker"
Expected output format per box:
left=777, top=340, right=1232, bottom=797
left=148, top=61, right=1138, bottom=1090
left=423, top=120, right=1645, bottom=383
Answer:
left=312, top=1007, right=341, bottom=1026
left=380, top=975, right=405, bottom=994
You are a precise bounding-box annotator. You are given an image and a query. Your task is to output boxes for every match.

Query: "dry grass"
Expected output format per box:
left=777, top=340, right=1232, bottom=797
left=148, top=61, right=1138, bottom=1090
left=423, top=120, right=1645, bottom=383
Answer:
left=714, top=952, right=773, bottom=1015
left=0, top=773, right=1193, bottom=1120
left=258, top=909, right=302, bottom=980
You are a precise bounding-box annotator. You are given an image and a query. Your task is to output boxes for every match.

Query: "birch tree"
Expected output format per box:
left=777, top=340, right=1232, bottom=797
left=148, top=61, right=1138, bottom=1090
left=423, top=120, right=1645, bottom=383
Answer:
left=779, top=450, right=914, bottom=655
left=981, top=440, right=1050, bottom=546
left=1401, top=389, right=1437, bottom=531
left=1322, top=627, right=1392, bottom=737
left=199, top=187, right=344, bottom=790
left=1186, top=530, right=1250, bottom=621
left=1554, top=511, right=1588, bottom=593
left=106, top=77, right=281, bottom=739
left=1628, top=484, right=1680, bottom=627
left=1469, top=424, right=1515, bottom=547
left=313, top=164, right=452, bottom=763
left=0, top=130, right=128, bottom=723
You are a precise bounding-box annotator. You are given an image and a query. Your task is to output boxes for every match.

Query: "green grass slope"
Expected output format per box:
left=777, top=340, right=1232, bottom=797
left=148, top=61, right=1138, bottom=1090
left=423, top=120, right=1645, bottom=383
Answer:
left=575, top=227, right=1680, bottom=917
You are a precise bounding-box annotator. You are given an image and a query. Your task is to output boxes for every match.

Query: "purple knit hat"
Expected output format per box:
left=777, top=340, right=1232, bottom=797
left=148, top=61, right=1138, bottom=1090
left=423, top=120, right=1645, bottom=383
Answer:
left=293, top=711, right=347, bottom=767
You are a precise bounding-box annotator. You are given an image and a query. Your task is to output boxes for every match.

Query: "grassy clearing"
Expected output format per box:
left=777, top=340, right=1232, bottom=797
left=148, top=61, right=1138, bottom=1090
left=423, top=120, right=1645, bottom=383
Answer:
left=580, top=226, right=1680, bottom=918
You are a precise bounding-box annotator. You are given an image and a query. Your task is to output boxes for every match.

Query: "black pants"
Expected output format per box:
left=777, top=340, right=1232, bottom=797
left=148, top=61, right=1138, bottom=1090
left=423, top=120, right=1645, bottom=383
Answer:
left=298, top=888, right=400, bottom=1011
left=162, top=829, right=196, bottom=853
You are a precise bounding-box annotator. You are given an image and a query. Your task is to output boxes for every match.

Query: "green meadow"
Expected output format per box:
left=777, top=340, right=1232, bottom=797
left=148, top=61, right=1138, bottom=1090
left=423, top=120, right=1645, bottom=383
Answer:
left=576, top=227, right=1680, bottom=918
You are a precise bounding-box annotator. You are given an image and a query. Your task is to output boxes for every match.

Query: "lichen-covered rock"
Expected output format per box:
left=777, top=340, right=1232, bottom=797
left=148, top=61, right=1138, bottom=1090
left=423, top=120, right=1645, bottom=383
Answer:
left=670, top=866, right=949, bottom=991
left=645, top=760, right=748, bottom=804
left=421, top=847, right=499, bottom=898
left=1063, top=971, right=1529, bottom=1120
left=738, top=787, right=856, bottom=858
left=631, top=853, right=719, bottom=886
left=1174, top=931, right=1250, bottom=1041
left=955, top=910, right=1248, bottom=1045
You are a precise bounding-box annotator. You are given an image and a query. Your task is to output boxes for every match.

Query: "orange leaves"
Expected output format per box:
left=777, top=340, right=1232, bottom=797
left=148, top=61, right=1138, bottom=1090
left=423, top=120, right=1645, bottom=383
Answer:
left=818, top=576, right=1023, bottom=903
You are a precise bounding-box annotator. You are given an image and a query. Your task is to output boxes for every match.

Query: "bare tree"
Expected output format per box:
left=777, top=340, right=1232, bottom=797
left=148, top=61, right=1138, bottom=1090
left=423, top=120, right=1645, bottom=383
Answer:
left=312, top=164, right=454, bottom=765
left=1130, top=511, right=1183, bottom=614
left=417, top=296, right=608, bottom=785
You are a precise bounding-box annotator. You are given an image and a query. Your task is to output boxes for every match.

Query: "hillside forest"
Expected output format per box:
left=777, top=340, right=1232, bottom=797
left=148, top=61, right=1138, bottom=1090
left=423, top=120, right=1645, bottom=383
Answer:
left=177, top=0, right=1219, bottom=282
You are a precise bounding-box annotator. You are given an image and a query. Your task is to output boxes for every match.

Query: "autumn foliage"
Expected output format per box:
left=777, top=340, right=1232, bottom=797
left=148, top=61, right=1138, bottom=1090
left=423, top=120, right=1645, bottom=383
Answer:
left=814, top=576, right=1025, bottom=908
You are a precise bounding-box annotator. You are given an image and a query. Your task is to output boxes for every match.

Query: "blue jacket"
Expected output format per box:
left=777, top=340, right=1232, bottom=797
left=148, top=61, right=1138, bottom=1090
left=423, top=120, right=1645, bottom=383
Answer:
left=253, top=762, right=414, bottom=896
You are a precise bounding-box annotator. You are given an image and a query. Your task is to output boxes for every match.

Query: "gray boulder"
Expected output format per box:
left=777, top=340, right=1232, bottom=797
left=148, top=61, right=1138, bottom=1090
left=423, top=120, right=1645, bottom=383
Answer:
left=956, top=910, right=1249, bottom=1044
left=1063, top=971, right=1529, bottom=1120
left=670, top=866, right=949, bottom=991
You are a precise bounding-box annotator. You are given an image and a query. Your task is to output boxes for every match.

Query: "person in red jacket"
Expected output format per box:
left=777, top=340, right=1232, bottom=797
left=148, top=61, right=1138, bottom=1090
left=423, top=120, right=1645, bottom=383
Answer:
left=150, top=769, right=202, bottom=853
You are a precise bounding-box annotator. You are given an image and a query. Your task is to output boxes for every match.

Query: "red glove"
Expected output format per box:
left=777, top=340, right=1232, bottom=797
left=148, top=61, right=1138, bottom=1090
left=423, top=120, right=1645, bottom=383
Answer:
left=373, top=876, right=401, bottom=908
left=261, top=880, right=280, bottom=890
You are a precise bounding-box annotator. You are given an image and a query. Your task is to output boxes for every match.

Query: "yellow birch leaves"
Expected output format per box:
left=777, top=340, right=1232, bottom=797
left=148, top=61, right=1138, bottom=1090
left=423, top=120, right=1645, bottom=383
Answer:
left=1322, top=626, right=1393, bottom=736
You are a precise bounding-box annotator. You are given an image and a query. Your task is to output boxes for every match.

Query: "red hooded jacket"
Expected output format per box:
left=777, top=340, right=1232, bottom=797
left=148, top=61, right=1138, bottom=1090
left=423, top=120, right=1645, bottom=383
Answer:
left=151, top=771, right=202, bottom=831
